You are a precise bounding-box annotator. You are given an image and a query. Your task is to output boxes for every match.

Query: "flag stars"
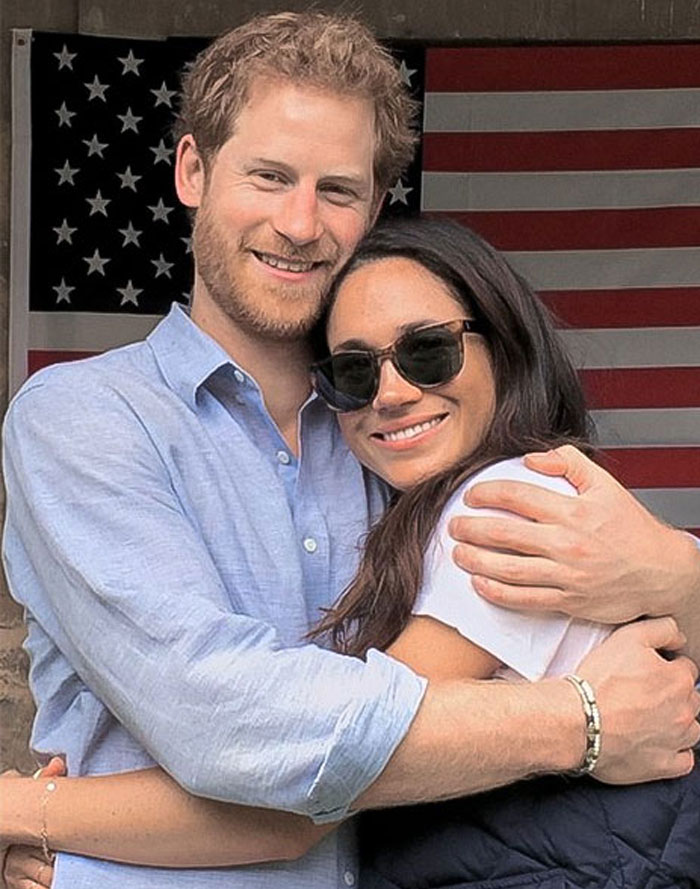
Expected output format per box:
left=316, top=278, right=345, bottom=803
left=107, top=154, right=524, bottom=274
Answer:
left=53, top=219, right=77, bottom=245
left=86, top=190, right=111, bottom=216
left=151, top=254, right=174, bottom=278
left=83, top=249, right=110, bottom=276
left=53, top=278, right=75, bottom=304
left=388, top=178, right=413, bottom=205
left=118, top=222, right=142, bottom=247
left=150, top=139, right=174, bottom=165
left=180, top=236, right=192, bottom=254
left=118, top=49, right=144, bottom=76
left=148, top=198, right=174, bottom=223
left=117, top=166, right=142, bottom=191
left=55, top=160, right=79, bottom=186
left=55, top=102, right=76, bottom=128
left=117, top=280, right=143, bottom=307
left=151, top=81, right=176, bottom=108
left=85, top=75, right=109, bottom=102
left=83, top=134, right=108, bottom=158
left=117, top=107, right=143, bottom=133
left=398, top=60, right=417, bottom=87
left=54, top=45, right=77, bottom=71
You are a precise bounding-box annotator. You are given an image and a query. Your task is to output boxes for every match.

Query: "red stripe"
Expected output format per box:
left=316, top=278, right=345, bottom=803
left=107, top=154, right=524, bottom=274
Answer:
left=426, top=45, right=700, bottom=92
left=581, top=367, right=700, bottom=409
left=28, top=350, right=98, bottom=376
left=430, top=208, right=700, bottom=251
left=687, top=528, right=700, bottom=536
left=423, top=130, right=700, bottom=173
left=598, top=447, right=700, bottom=488
left=540, top=288, right=700, bottom=329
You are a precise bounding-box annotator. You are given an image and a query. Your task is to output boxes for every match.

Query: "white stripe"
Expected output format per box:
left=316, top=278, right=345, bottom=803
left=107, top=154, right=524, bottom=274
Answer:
left=424, top=88, right=700, bottom=133
left=28, top=312, right=162, bottom=351
left=632, top=488, right=700, bottom=528
left=591, top=409, right=700, bottom=446
left=502, top=247, right=700, bottom=291
left=559, top=327, right=700, bottom=369
left=422, top=169, right=700, bottom=212
left=10, top=30, right=33, bottom=399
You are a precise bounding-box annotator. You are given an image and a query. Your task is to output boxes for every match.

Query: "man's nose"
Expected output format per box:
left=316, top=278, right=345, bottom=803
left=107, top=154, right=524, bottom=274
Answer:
left=272, top=184, right=323, bottom=246
left=372, top=359, right=422, bottom=411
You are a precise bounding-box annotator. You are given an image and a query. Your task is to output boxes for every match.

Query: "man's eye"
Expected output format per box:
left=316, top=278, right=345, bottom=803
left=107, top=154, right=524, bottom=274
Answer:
left=322, top=185, right=358, bottom=205
left=254, top=171, right=286, bottom=185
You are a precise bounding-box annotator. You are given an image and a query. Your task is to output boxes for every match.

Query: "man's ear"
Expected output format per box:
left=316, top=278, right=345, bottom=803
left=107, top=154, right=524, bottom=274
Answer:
left=369, top=191, right=387, bottom=228
left=175, top=134, right=205, bottom=208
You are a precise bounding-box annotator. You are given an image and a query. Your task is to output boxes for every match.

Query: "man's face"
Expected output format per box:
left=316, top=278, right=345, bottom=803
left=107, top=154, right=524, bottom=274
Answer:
left=178, top=77, right=378, bottom=341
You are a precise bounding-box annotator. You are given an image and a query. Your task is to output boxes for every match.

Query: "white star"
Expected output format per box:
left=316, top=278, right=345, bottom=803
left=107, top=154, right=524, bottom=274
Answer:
left=150, top=139, right=174, bottom=165
left=54, top=45, right=76, bottom=70
left=55, top=159, right=79, bottom=186
left=150, top=81, right=176, bottom=108
left=52, top=278, right=75, bottom=304
left=86, top=190, right=111, bottom=216
left=83, top=134, right=108, bottom=158
left=118, top=221, right=142, bottom=247
left=85, top=75, right=109, bottom=102
left=388, top=178, right=413, bottom=205
left=117, top=280, right=143, bottom=307
left=116, top=166, right=142, bottom=191
left=83, top=249, right=110, bottom=276
left=151, top=254, right=174, bottom=278
left=118, top=49, right=144, bottom=76
left=180, top=236, right=192, bottom=254
left=117, top=107, right=142, bottom=133
left=53, top=219, right=77, bottom=244
left=398, top=60, right=417, bottom=87
left=55, top=102, right=76, bottom=127
left=148, top=198, right=174, bottom=223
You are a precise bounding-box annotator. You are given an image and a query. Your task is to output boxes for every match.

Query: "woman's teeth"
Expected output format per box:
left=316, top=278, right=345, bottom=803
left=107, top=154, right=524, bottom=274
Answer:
left=380, top=417, right=443, bottom=442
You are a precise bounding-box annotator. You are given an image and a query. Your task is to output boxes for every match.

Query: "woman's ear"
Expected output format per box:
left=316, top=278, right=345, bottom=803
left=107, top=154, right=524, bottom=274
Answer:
left=175, top=134, right=205, bottom=208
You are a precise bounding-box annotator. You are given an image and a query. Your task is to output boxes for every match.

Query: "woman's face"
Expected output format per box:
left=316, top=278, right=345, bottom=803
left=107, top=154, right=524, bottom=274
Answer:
left=326, top=256, right=496, bottom=491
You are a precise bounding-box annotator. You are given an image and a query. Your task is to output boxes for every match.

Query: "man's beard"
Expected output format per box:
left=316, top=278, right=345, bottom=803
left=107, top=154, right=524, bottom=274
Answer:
left=192, top=207, right=339, bottom=342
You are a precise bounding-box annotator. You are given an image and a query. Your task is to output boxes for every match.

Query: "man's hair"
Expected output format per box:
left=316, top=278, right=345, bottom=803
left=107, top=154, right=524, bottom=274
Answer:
left=174, top=11, right=418, bottom=195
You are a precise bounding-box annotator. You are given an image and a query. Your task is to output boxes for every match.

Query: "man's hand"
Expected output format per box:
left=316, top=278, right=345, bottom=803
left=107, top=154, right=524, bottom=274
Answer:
left=576, top=617, right=700, bottom=784
left=449, top=445, right=700, bottom=625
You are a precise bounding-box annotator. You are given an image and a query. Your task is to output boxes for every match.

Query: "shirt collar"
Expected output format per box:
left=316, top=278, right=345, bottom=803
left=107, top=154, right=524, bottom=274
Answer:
left=147, top=303, right=250, bottom=410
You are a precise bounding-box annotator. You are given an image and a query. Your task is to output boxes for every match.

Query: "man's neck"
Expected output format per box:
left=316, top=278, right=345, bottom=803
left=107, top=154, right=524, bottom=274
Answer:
left=191, top=293, right=314, bottom=455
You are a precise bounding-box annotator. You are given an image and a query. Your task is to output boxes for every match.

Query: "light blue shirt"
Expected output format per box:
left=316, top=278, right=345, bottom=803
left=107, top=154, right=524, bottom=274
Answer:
left=2, top=304, right=427, bottom=889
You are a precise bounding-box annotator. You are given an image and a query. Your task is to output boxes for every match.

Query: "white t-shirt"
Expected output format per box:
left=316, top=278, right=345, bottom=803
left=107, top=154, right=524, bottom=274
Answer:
left=414, top=457, right=612, bottom=682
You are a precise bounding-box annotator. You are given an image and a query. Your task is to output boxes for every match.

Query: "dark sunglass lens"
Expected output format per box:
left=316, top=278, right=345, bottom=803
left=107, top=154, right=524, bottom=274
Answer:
left=398, top=328, right=462, bottom=385
left=316, top=353, right=376, bottom=411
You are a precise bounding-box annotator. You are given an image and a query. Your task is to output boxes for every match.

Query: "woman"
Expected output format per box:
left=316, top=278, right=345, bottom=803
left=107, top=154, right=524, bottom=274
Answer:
left=3, top=218, right=699, bottom=886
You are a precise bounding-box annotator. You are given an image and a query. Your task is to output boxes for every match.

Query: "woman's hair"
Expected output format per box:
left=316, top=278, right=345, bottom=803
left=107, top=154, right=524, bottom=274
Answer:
left=312, top=217, right=593, bottom=657
left=174, top=11, right=418, bottom=197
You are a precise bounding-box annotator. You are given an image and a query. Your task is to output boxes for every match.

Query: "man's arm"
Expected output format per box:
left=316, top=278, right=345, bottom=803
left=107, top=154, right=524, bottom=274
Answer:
left=448, top=445, right=700, bottom=662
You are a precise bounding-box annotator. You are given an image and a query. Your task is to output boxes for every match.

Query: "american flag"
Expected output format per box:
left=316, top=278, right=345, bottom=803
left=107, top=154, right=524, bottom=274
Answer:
left=10, top=33, right=699, bottom=534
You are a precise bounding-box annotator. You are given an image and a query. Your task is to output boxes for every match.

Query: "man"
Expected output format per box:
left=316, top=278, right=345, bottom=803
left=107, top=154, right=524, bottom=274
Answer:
left=3, top=11, right=699, bottom=889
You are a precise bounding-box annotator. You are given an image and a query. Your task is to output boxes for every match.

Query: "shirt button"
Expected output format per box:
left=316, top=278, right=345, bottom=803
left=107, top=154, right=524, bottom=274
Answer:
left=233, top=369, right=245, bottom=384
left=276, top=450, right=291, bottom=465
left=303, top=537, right=318, bottom=554
left=343, top=872, right=356, bottom=887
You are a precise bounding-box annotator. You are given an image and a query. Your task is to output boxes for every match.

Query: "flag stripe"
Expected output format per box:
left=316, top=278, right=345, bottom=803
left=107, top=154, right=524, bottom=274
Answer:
left=632, top=488, right=700, bottom=528
left=423, top=169, right=700, bottom=212
left=423, top=130, right=700, bottom=173
left=27, top=311, right=160, bottom=351
left=435, top=209, right=700, bottom=251
left=559, top=327, right=700, bottom=369
left=591, top=408, right=700, bottom=446
left=541, top=288, right=700, bottom=329
left=503, top=248, right=700, bottom=291
left=425, top=46, right=700, bottom=92
left=28, top=350, right=98, bottom=376
left=581, top=367, right=700, bottom=408
left=599, top=447, right=700, bottom=487
left=424, top=90, right=700, bottom=133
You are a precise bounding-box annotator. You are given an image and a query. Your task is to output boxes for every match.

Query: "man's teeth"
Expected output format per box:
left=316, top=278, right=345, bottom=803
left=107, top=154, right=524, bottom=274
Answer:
left=256, top=252, right=315, bottom=273
left=381, top=417, right=443, bottom=442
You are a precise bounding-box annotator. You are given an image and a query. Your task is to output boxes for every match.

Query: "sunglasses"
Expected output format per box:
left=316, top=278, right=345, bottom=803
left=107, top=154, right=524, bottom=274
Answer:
left=311, top=318, right=486, bottom=413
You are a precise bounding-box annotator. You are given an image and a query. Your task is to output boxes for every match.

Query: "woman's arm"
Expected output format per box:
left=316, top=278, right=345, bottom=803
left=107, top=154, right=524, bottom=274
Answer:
left=0, top=765, right=334, bottom=868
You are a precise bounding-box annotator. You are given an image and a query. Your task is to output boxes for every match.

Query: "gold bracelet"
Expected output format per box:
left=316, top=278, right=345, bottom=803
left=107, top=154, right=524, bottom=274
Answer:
left=32, top=769, right=57, bottom=864
left=564, top=673, right=602, bottom=776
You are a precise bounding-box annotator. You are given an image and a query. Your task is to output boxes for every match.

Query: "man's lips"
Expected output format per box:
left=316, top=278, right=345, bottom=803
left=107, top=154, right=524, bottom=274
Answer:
left=251, top=249, right=329, bottom=274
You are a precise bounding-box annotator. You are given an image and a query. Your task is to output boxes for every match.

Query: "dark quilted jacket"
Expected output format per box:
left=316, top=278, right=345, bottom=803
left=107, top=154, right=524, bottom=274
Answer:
left=359, top=766, right=700, bottom=889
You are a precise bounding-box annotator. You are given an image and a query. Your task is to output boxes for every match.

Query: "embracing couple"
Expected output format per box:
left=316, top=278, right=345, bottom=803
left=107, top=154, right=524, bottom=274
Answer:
left=2, top=11, right=700, bottom=889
